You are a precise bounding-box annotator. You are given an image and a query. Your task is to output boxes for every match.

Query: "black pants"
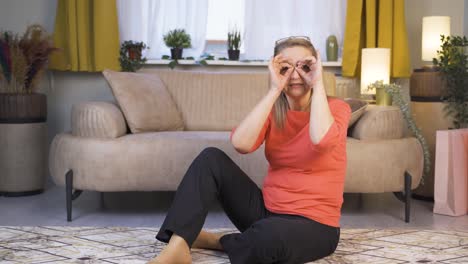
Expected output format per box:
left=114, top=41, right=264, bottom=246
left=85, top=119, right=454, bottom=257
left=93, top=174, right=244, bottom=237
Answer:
left=156, top=147, right=340, bottom=264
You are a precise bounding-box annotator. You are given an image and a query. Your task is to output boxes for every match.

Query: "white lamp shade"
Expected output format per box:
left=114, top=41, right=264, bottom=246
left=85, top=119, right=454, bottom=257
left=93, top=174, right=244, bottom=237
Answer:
left=422, top=16, right=450, bottom=62
left=360, top=48, right=391, bottom=95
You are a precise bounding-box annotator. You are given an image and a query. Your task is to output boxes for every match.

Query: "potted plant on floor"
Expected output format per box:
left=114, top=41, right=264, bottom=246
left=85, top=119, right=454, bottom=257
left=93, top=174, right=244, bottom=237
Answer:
left=163, top=29, right=191, bottom=60
left=0, top=24, right=57, bottom=196
left=227, top=28, right=241, bottom=61
left=119, top=40, right=149, bottom=72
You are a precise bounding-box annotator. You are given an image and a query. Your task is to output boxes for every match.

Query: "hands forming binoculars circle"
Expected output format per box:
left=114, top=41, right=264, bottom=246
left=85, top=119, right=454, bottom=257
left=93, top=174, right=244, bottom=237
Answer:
left=268, top=51, right=323, bottom=94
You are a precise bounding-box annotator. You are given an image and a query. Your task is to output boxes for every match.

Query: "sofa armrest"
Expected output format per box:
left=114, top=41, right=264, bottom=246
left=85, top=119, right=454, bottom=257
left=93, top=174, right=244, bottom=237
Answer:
left=350, top=105, right=405, bottom=140
left=72, top=101, right=127, bottom=139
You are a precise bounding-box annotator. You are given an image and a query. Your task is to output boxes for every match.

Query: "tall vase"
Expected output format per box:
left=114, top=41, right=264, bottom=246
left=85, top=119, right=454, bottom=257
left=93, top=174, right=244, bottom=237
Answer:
left=326, top=35, right=338, bottom=61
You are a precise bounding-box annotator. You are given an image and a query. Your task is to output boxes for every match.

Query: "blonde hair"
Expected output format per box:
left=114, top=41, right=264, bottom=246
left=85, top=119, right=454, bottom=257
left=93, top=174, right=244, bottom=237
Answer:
left=272, top=38, right=316, bottom=129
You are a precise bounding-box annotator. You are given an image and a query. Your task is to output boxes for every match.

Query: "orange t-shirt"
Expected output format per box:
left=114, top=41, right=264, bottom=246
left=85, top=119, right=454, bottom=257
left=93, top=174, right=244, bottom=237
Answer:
left=233, top=98, right=351, bottom=227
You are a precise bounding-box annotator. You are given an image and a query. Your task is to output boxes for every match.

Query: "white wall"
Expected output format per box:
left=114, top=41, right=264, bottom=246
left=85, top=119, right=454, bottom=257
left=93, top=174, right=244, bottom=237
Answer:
left=465, top=0, right=468, bottom=36
left=0, top=0, right=56, bottom=33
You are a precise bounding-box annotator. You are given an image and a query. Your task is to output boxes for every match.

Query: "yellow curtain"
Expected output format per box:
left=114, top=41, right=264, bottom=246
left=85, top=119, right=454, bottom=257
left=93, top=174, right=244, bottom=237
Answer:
left=342, top=0, right=410, bottom=78
left=49, top=0, right=120, bottom=71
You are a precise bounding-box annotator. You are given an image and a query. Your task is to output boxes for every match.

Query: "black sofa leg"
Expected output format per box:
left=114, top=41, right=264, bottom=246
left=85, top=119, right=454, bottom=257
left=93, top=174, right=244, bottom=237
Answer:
left=393, top=171, right=412, bottom=223
left=65, top=170, right=83, bottom=222
left=404, top=172, right=411, bottom=223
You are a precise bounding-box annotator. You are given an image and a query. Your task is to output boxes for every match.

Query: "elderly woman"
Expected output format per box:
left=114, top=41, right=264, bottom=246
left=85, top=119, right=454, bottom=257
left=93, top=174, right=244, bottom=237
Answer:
left=150, top=36, right=350, bottom=264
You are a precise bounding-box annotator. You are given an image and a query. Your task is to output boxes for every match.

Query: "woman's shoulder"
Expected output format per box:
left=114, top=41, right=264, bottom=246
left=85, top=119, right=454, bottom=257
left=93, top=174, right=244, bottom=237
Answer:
left=326, top=96, right=344, bottom=105
left=327, top=96, right=351, bottom=111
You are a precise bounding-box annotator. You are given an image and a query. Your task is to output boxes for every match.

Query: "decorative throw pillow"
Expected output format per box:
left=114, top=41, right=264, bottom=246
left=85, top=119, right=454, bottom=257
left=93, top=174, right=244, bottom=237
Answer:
left=102, top=69, right=184, bottom=133
left=343, top=98, right=368, bottom=127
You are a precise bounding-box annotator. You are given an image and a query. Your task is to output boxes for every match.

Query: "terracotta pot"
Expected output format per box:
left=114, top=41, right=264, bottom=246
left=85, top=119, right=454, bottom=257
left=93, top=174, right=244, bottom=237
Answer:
left=127, top=47, right=142, bottom=60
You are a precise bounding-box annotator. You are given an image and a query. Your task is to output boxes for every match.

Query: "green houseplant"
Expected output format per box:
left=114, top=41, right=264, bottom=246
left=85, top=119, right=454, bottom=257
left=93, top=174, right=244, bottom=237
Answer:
left=432, top=35, right=468, bottom=129
left=163, top=29, right=191, bottom=60
left=227, top=28, right=241, bottom=60
left=119, top=40, right=149, bottom=72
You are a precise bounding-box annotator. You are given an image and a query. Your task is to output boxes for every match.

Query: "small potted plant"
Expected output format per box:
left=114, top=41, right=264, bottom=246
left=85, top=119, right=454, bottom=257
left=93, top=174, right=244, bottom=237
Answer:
left=119, top=40, right=149, bottom=72
left=227, top=28, right=241, bottom=61
left=163, top=29, right=191, bottom=60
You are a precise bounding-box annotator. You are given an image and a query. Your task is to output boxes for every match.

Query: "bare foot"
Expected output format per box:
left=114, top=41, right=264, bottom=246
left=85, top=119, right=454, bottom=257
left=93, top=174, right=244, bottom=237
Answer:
left=148, top=234, right=191, bottom=264
left=191, top=230, right=224, bottom=250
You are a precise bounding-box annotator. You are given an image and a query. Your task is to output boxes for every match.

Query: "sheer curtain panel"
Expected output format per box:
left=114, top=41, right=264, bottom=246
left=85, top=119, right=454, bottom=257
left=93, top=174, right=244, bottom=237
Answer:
left=243, top=0, right=347, bottom=60
left=118, top=0, right=208, bottom=59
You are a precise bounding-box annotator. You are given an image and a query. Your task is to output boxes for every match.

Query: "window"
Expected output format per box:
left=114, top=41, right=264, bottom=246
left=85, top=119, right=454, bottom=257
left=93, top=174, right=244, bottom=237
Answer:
left=118, top=0, right=346, bottom=61
left=204, top=0, right=245, bottom=57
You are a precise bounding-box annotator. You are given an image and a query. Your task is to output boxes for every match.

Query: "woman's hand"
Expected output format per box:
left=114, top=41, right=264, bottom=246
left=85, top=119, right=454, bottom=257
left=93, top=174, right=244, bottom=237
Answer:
left=295, top=51, right=324, bottom=89
left=268, top=54, right=294, bottom=94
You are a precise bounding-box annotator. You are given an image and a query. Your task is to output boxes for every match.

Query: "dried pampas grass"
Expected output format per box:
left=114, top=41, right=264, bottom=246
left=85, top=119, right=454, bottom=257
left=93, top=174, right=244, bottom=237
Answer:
left=0, top=24, right=57, bottom=94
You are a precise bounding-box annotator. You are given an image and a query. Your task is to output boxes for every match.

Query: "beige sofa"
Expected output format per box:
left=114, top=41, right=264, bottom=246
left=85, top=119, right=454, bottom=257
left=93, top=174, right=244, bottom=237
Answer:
left=49, top=70, right=423, bottom=222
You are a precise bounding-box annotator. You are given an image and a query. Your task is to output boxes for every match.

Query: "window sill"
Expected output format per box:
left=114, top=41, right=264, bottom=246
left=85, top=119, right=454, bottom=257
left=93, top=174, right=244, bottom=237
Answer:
left=146, top=59, right=342, bottom=67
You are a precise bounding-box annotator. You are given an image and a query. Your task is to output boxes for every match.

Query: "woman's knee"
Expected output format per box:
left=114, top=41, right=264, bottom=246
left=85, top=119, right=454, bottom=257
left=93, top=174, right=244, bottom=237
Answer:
left=198, top=147, right=229, bottom=163
left=200, top=147, right=224, bottom=157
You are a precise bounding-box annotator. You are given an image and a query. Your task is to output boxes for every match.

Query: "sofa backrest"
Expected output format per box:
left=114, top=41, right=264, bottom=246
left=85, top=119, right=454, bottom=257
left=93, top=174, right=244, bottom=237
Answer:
left=140, top=69, right=336, bottom=131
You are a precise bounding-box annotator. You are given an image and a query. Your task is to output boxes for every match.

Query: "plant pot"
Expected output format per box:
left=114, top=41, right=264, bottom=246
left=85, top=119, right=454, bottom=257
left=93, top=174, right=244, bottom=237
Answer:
left=410, top=70, right=447, bottom=101
left=0, top=92, right=47, bottom=196
left=127, top=47, right=142, bottom=60
left=170, top=48, right=183, bottom=60
left=0, top=93, right=47, bottom=123
left=375, top=88, right=392, bottom=106
left=228, top=49, right=240, bottom=61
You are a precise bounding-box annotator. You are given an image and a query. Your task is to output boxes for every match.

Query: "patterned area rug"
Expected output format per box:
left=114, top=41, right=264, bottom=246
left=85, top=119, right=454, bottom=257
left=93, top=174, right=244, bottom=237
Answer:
left=0, top=226, right=467, bottom=263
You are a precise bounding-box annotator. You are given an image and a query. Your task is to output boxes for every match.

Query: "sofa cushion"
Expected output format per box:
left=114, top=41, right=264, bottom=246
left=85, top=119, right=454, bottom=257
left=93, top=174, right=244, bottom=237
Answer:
left=344, top=98, right=368, bottom=127
left=72, top=101, right=127, bottom=138
left=350, top=105, right=405, bottom=140
left=139, top=69, right=337, bottom=131
left=102, top=69, right=184, bottom=133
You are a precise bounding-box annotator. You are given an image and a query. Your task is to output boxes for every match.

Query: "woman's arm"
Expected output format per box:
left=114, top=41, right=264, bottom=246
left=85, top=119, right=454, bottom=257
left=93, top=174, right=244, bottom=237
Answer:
left=296, top=52, right=334, bottom=144
left=231, top=55, right=293, bottom=153
left=231, top=89, right=280, bottom=153
left=309, top=81, right=334, bottom=144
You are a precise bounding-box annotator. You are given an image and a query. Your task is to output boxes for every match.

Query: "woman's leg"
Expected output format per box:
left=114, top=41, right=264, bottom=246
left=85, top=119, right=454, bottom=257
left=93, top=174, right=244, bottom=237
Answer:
left=148, top=234, right=191, bottom=264
left=191, top=230, right=224, bottom=250
left=220, top=214, right=340, bottom=264
left=155, top=147, right=269, bottom=247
